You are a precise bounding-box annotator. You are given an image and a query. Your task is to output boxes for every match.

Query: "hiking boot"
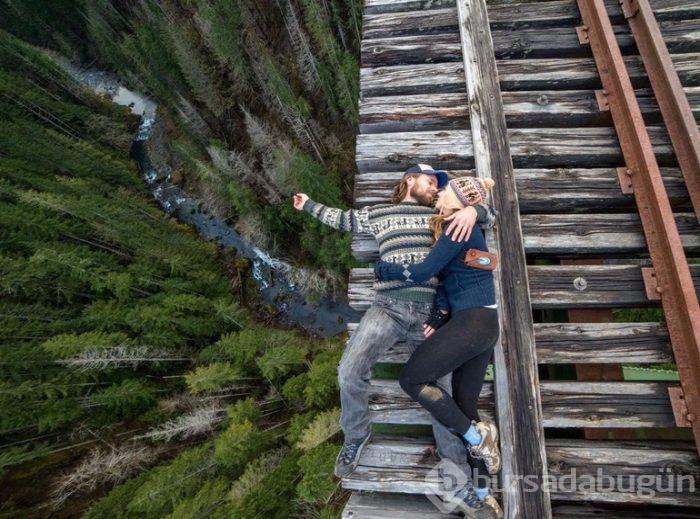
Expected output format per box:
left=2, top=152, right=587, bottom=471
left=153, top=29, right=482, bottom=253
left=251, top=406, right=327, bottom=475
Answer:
left=334, top=434, right=370, bottom=478
left=444, top=485, right=496, bottom=519
left=483, top=493, right=503, bottom=519
left=468, top=421, right=501, bottom=474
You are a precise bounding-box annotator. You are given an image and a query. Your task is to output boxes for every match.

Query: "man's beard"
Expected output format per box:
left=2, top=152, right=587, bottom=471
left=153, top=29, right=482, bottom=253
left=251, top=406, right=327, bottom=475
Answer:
left=411, top=187, right=436, bottom=207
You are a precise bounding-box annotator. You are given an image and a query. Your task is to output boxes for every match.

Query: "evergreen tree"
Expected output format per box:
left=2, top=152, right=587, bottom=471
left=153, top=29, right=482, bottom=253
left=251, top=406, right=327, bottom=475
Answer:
left=0, top=1, right=363, bottom=515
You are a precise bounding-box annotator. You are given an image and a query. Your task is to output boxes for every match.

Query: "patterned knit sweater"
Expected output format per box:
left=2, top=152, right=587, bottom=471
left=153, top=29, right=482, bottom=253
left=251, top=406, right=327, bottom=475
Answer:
left=303, top=199, right=496, bottom=303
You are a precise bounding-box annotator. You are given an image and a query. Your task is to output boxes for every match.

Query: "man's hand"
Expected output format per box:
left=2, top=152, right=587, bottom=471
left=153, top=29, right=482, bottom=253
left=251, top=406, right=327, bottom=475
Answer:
left=444, top=205, right=477, bottom=241
left=293, top=193, right=309, bottom=210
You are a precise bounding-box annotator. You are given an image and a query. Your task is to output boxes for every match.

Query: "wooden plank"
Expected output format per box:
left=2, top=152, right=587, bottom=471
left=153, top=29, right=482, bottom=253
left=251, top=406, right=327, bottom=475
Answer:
left=363, top=0, right=456, bottom=15
left=362, top=22, right=700, bottom=65
left=344, top=492, right=700, bottom=519
left=503, top=264, right=700, bottom=309
left=343, top=492, right=462, bottom=519
left=359, top=53, right=700, bottom=95
left=346, top=491, right=700, bottom=519
left=541, top=382, right=676, bottom=428
left=349, top=213, right=700, bottom=261
left=359, top=88, right=700, bottom=133
left=551, top=505, right=700, bottom=518
left=367, top=380, right=678, bottom=428
left=533, top=322, right=672, bottom=364
left=457, top=3, right=550, bottom=515
left=354, top=126, right=676, bottom=172
left=363, top=0, right=700, bottom=34
left=347, top=265, right=700, bottom=311
left=344, top=437, right=700, bottom=507
left=353, top=167, right=691, bottom=212
left=520, top=213, right=700, bottom=255
left=353, top=322, right=673, bottom=365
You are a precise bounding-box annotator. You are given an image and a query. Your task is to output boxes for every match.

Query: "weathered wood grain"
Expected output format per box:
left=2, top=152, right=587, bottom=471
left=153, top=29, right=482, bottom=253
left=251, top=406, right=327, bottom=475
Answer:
left=459, top=3, right=550, bottom=514
left=359, top=88, right=700, bottom=133
left=521, top=213, right=700, bottom=255
left=347, top=321, right=673, bottom=365
left=367, top=380, right=678, bottom=428
left=342, top=436, right=700, bottom=507
left=360, top=53, right=700, bottom=95
left=348, top=265, right=700, bottom=311
left=350, top=0, right=700, bottom=517
left=344, top=492, right=700, bottom=519
left=354, top=126, right=677, bottom=172
left=343, top=492, right=462, bottom=519
left=353, top=167, right=691, bottom=212
left=363, top=22, right=700, bottom=65
left=364, top=0, right=457, bottom=15
left=348, top=213, right=700, bottom=261
left=532, top=322, right=672, bottom=364
left=363, top=0, right=700, bottom=32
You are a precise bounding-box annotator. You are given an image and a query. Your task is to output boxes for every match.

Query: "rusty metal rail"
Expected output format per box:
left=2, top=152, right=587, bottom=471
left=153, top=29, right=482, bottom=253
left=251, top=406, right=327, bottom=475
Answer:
left=577, top=0, right=700, bottom=454
left=621, top=0, right=700, bottom=221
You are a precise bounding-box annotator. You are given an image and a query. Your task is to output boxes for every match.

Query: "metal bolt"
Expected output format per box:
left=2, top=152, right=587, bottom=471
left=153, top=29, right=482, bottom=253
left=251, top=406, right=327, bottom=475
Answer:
left=573, top=277, right=587, bottom=291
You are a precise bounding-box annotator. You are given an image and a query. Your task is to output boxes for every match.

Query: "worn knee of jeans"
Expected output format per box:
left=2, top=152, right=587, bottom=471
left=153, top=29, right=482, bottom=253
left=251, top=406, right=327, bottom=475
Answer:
left=338, top=357, right=366, bottom=390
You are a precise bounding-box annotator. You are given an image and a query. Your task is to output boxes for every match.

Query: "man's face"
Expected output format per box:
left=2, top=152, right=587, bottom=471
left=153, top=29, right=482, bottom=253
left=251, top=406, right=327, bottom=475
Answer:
left=409, top=174, right=439, bottom=206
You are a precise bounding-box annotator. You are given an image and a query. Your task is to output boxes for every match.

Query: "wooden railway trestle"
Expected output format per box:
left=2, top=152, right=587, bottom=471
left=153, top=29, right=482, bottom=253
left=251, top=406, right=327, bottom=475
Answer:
left=342, top=1, right=700, bottom=518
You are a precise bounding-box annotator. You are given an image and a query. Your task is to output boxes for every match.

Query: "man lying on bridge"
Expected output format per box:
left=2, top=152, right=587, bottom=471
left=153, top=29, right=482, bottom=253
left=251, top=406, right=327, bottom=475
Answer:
left=293, top=163, right=498, bottom=517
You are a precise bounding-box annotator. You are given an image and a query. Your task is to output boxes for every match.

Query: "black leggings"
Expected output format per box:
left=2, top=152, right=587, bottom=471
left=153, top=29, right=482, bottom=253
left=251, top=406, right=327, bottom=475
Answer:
left=399, top=307, right=499, bottom=477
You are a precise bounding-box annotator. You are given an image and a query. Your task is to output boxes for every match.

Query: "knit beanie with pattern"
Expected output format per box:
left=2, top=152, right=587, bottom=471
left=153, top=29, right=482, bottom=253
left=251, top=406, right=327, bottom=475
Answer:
left=447, top=176, right=495, bottom=207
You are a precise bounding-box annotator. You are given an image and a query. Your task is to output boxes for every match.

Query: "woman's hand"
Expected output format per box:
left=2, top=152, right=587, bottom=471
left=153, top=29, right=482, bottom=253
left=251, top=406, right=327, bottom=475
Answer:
left=443, top=205, right=477, bottom=241
left=293, top=193, right=309, bottom=210
left=423, top=308, right=450, bottom=337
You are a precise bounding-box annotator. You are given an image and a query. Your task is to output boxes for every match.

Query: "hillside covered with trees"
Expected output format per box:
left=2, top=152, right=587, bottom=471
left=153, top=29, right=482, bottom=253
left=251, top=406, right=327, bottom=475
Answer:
left=0, top=1, right=362, bottom=517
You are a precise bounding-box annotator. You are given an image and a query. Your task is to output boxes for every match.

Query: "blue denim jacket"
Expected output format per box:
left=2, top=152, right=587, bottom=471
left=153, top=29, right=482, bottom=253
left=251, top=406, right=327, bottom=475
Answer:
left=374, top=225, right=496, bottom=313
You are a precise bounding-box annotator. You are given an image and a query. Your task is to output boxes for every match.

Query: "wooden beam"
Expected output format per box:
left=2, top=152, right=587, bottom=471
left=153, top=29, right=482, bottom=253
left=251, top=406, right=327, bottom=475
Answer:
left=343, top=437, right=700, bottom=507
left=354, top=126, right=676, bottom=172
left=457, top=1, right=551, bottom=517
left=354, top=321, right=673, bottom=365
left=359, top=53, right=700, bottom=95
left=367, top=379, right=679, bottom=428
left=362, top=21, right=700, bottom=65
left=348, top=264, right=700, bottom=311
left=353, top=167, right=692, bottom=212
left=349, top=212, right=700, bottom=261
left=363, top=0, right=700, bottom=37
left=359, top=88, right=700, bottom=134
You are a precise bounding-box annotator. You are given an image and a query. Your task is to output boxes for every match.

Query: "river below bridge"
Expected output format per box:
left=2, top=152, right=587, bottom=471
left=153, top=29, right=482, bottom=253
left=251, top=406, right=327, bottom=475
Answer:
left=66, top=64, right=361, bottom=337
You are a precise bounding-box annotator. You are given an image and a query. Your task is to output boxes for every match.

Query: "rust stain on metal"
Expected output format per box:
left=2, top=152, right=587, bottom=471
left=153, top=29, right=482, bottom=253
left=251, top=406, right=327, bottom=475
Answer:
left=616, top=166, right=634, bottom=194
left=595, top=89, right=609, bottom=112
left=575, top=25, right=589, bottom=45
left=669, top=386, right=692, bottom=428
left=577, top=0, right=700, bottom=455
left=641, top=267, right=661, bottom=301
left=621, top=0, right=700, bottom=221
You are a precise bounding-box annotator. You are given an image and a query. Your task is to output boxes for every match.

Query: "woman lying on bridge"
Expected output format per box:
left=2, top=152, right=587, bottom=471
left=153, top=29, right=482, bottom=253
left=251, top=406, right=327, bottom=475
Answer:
left=374, top=176, right=502, bottom=519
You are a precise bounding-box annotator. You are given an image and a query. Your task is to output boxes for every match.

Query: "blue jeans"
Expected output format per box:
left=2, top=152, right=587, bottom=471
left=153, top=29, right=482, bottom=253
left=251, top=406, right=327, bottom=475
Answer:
left=338, top=293, right=473, bottom=479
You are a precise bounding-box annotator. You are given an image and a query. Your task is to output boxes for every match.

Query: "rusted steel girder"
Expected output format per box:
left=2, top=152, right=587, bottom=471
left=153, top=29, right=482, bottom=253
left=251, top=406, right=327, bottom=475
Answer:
left=620, top=0, right=700, bottom=221
left=577, top=0, right=700, bottom=454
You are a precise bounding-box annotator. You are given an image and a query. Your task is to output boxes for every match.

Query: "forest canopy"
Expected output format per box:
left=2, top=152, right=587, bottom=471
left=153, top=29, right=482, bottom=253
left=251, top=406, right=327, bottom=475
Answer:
left=0, top=0, right=362, bottom=516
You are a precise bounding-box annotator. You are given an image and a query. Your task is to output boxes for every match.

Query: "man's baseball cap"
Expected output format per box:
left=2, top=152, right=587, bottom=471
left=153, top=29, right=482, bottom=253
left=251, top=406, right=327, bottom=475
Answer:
left=403, top=163, right=449, bottom=188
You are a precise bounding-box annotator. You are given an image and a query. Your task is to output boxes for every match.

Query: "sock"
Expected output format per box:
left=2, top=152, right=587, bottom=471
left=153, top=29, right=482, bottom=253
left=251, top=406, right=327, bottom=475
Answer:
left=463, top=424, right=482, bottom=445
left=474, top=487, right=489, bottom=501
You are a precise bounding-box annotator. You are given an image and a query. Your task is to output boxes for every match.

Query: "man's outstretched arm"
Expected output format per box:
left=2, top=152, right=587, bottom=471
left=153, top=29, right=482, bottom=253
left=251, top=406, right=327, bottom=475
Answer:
left=292, top=193, right=372, bottom=234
